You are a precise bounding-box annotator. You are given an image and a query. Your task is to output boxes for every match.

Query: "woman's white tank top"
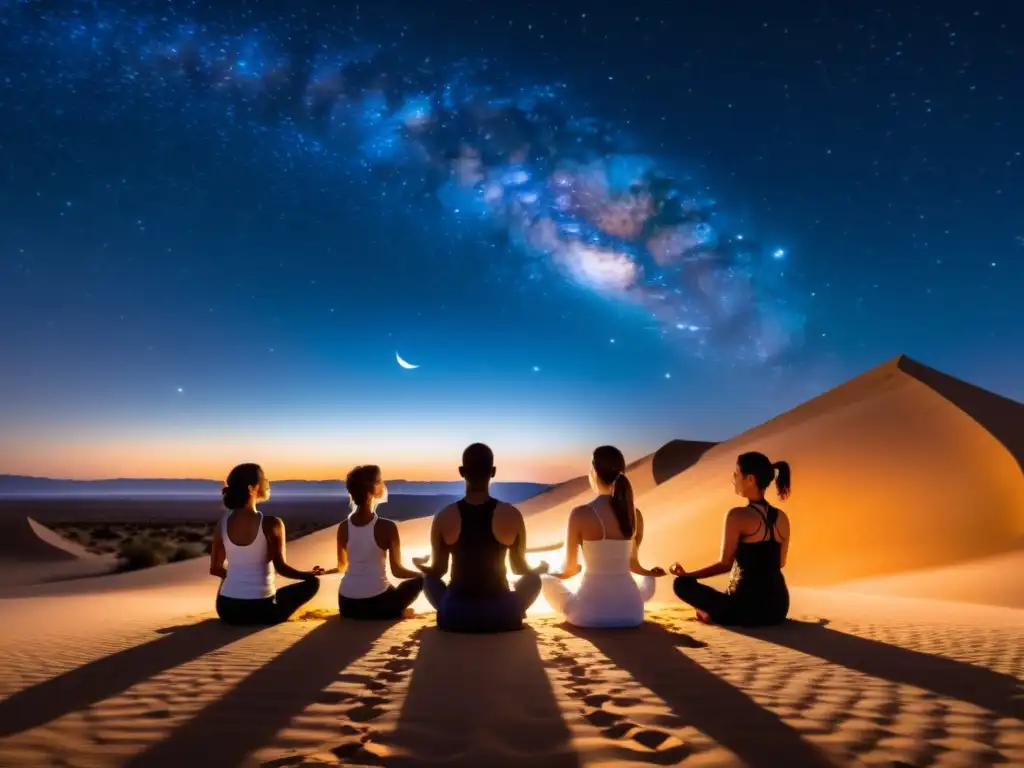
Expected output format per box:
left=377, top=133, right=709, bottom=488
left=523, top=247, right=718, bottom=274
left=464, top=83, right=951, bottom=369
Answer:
left=340, top=513, right=391, bottom=599
left=219, top=511, right=275, bottom=600
left=580, top=498, right=634, bottom=577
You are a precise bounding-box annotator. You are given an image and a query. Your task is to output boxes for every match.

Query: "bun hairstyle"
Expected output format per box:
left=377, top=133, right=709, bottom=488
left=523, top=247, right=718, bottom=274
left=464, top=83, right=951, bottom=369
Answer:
left=345, top=464, right=381, bottom=509
left=592, top=445, right=634, bottom=537
left=222, top=463, right=265, bottom=510
left=737, top=452, right=791, bottom=501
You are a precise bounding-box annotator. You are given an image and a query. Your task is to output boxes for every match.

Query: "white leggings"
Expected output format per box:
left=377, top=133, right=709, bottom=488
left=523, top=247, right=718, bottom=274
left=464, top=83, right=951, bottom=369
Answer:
left=542, top=574, right=657, bottom=628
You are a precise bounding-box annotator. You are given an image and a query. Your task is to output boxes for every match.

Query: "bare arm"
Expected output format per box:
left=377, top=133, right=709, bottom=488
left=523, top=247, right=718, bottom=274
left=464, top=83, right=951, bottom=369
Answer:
left=547, top=508, right=583, bottom=579
left=385, top=521, right=420, bottom=580
left=680, top=509, right=743, bottom=580
left=209, top=522, right=227, bottom=579
left=628, top=508, right=664, bottom=577
left=413, top=509, right=451, bottom=578
left=508, top=505, right=548, bottom=576
left=335, top=520, right=349, bottom=575
left=266, top=516, right=319, bottom=581
left=779, top=517, right=790, bottom=569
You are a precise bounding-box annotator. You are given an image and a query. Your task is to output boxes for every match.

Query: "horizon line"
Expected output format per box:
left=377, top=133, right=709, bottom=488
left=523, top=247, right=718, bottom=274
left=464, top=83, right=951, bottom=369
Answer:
left=0, top=473, right=559, bottom=485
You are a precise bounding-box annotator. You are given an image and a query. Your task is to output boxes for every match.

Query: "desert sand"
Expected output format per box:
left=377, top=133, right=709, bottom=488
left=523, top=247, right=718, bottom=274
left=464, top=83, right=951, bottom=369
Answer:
left=0, top=354, right=1021, bottom=767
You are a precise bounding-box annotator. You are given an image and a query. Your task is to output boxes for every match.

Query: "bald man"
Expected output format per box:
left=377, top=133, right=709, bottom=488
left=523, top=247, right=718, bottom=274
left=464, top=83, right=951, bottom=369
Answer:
left=413, top=443, right=548, bottom=633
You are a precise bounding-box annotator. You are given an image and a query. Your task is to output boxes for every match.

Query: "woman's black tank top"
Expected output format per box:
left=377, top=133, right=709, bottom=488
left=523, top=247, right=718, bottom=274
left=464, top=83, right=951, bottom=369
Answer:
left=728, top=501, right=788, bottom=599
left=448, top=498, right=510, bottom=599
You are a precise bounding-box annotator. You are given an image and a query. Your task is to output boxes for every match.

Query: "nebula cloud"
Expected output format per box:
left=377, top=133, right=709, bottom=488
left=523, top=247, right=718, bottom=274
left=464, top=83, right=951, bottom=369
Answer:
left=1, top=3, right=805, bottom=361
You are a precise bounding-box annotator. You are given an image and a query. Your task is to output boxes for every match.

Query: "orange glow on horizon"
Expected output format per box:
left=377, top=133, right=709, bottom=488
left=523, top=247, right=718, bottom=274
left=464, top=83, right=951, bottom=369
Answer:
left=0, top=439, right=581, bottom=484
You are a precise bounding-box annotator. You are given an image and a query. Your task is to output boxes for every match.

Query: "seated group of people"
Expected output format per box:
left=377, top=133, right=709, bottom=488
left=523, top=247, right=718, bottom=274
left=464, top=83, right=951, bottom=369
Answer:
left=211, top=443, right=792, bottom=632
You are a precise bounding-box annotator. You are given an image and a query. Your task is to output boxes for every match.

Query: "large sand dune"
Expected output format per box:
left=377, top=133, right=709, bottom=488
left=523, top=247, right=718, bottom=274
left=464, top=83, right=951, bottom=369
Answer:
left=1, top=356, right=1023, bottom=766
left=620, top=355, right=1024, bottom=596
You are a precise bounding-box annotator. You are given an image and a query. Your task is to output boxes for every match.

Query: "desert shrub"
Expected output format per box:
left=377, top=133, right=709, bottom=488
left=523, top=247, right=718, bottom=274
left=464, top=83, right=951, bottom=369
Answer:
left=116, top=537, right=173, bottom=572
left=91, top=525, right=120, bottom=541
left=169, top=543, right=204, bottom=563
left=181, top=528, right=206, bottom=543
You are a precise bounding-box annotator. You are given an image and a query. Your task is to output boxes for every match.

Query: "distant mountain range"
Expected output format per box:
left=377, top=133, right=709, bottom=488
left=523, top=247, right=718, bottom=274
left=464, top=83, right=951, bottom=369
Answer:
left=0, top=475, right=551, bottom=502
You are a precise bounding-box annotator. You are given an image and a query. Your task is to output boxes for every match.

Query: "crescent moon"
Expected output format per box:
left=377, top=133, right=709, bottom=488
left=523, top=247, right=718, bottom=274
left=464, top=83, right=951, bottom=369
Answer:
left=395, top=352, right=419, bottom=370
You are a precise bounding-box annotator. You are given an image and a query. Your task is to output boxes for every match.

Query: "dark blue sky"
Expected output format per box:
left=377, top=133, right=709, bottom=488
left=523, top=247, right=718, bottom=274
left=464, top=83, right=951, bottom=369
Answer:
left=1, top=0, right=1021, bottom=480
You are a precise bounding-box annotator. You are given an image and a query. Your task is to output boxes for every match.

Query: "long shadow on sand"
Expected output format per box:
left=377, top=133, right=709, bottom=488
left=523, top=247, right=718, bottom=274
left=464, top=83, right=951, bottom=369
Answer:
left=564, top=622, right=836, bottom=768
left=0, top=618, right=261, bottom=738
left=385, top=627, right=580, bottom=767
left=124, top=619, right=393, bottom=767
left=730, top=619, right=1024, bottom=720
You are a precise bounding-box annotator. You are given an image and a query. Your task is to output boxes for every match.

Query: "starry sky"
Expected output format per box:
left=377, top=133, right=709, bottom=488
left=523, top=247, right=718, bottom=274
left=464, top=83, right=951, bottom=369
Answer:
left=1, top=0, right=1021, bottom=482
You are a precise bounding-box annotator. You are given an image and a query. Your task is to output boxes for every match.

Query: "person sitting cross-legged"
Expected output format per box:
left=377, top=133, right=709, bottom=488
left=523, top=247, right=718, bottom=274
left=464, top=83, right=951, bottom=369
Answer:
left=337, top=464, right=424, bottom=620
left=210, top=463, right=323, bottom=626
left=670, top=451, right=792, bottom=627
left=413, top=442, right=547, bottom=633
left=542, top=445, right=666, bottom=628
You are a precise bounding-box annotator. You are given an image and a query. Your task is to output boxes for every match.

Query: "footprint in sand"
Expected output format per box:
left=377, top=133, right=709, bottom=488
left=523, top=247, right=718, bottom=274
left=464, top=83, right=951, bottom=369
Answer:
left=286, top=622, right=427, bottom=766
left=541, top=630, right=694, bottom=765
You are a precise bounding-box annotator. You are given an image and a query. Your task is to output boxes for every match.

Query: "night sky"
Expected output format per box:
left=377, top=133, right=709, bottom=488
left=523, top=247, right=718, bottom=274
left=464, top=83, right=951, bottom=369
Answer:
left=1, top=1, right=1021, bottom=481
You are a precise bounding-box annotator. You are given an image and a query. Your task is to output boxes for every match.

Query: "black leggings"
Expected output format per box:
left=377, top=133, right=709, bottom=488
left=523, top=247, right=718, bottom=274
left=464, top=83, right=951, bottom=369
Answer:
left=339, top=576, right=425, bottom=620
left=424, top=572, right=542, bottom=633
left=673, top=576, right=789, bottom=627
left=216, top=577, right=321, bottom=626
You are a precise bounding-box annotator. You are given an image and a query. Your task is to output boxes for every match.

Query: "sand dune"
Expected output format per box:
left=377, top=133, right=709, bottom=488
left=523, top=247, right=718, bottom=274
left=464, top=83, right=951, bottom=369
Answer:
left=0, top=355, right=1022, bottom=765
left=620, top=355, right=1024, bottom=597
left=834, top=547, right=1024, bottom=609
left=0, top=516, right=96, bottom=562
left=0, top=517, right=116, bottom=588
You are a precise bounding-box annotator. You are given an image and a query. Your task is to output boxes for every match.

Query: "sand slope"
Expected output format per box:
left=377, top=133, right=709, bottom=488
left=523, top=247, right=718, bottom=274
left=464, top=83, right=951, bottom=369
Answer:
left=0, top=516, right=97, bottom=562
left=834, top=547, right=1024, bottom=609
left=0, top=589, right=1021, bottom=767
left=622, top=355, right=1024, bottom=597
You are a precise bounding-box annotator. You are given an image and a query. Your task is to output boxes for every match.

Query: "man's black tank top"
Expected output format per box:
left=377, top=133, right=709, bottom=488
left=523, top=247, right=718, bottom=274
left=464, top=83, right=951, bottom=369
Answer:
left=448, top=498, right=510, bottom=599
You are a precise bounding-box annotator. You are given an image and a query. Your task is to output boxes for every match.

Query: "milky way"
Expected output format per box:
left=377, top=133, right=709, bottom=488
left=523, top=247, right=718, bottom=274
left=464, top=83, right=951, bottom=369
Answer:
left=1, top=2, right=805, bottom=361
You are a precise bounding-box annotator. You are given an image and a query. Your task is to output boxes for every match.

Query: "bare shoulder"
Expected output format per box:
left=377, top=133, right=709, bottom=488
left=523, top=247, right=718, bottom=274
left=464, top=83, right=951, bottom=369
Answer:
left=567, top=504, right=591, bottom=525
left=496, top=501, right=524, bottom=524
left=435, top=502, right=459, bottom=522
left=377, top=517, right=399, bottom=536
left=774, top=507, right=791, bottom=528
left=433, top=503, right=459, bottom=531
left=263, top=515, right=285, bottom=540
left=726, top=506, right=751, bottom=522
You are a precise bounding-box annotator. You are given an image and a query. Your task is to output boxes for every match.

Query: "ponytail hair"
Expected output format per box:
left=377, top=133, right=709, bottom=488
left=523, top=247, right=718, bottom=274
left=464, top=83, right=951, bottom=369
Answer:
left=737, top=452, right=792, bottom=501
left=221, top=463, right=265, bottom=510
left=772, top=461, right=791, bottom=500
left=609, top=472, right=636, bottom=538
left=593, top=445, right=634, bottom=537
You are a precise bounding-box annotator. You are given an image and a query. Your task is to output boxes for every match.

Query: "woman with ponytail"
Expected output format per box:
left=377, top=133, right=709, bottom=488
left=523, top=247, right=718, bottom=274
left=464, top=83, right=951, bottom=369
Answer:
left=542, top=446, right=666, bottom=627
left=670, top=452, right=792, bottom=626
left=209, top=463, right=324, bottom=625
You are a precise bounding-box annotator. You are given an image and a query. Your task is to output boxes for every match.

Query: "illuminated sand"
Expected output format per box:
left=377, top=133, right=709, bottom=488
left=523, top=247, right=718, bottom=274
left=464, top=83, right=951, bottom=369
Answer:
left=0, top=591, right=1021, bottom=767
left=0, top=355, right=1021, bottom=766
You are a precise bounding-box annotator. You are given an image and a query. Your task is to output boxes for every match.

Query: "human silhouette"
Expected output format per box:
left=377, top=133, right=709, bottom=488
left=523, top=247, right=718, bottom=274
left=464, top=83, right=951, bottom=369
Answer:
left=337, top=464, right=424, bottom=619
left=542, top=445, right=666, bottom=627
left=210, top=463, right=322, bottom=624
left=671, top=451, right=791, bottom=626
left=414, top=443, right=547, bottom=632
